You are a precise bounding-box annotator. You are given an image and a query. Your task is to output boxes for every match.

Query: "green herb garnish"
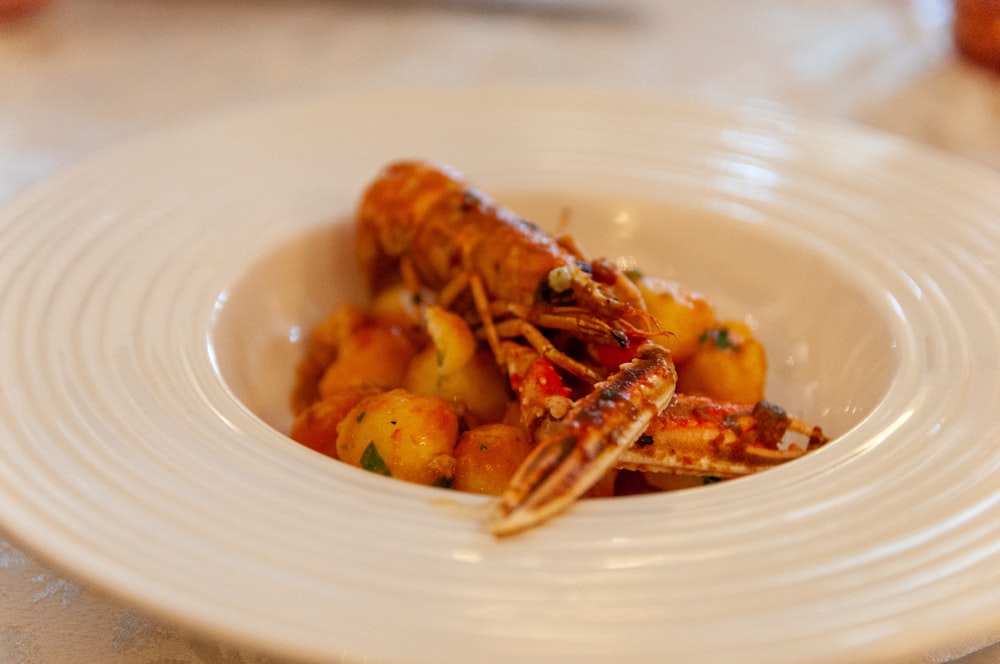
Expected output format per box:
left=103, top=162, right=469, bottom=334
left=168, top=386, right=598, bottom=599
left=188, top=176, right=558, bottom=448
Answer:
left=360, top=441, right=391, bottom=476
left=700, top=327, right=734, bottom=350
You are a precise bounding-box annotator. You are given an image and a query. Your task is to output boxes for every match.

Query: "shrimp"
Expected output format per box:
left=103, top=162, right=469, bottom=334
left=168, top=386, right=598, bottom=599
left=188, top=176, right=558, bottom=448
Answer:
left=356, top=160, right=658, bottom=382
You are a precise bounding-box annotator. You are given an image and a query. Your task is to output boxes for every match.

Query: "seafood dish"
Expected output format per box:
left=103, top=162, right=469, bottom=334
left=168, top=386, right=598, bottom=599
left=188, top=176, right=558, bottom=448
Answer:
left=290, top=160, right=828, bottom=536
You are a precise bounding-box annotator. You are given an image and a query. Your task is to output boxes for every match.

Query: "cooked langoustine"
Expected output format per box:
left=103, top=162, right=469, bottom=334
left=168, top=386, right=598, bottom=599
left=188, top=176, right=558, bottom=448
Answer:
left=496, top=341, right=828, bottom=534
left=355, top=159, right=828, bottom=536
left=356, top=160, right=658, bottom=382
left=502, top=340, right=826, bottom=475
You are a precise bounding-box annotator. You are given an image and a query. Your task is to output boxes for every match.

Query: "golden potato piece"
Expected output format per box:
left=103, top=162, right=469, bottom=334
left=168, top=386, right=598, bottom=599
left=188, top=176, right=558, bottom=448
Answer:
left=676, top=321, right=767, bottom=404
left=310, top=304, right=370, bottom=358
left=402, top=310, right=508, bottom=426
left=404, top=348, right=509, bottom=428
left=423, top=305, right=477, bottom=374
left=318, top=323, right=418, bottom=398
left=637, top=276, right=716, bottom=364
left=453, top=423, right=533, bottom=496
left=289, top=385, right=382, bottom=459
left=336, top=389, right=459, bottom=487
left=291, top=303, right=370, bottom=414
left=370, top=284, right=422, bottom=330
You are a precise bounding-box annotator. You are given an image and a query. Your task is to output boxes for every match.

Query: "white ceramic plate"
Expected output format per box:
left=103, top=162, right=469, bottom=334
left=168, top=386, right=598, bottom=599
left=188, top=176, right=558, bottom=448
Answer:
left=1, top=88, right=999, bottom=664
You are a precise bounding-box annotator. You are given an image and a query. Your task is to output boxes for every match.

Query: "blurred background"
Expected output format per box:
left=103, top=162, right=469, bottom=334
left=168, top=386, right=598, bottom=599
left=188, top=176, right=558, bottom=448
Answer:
left=2, top=0, right=1000, bottom=205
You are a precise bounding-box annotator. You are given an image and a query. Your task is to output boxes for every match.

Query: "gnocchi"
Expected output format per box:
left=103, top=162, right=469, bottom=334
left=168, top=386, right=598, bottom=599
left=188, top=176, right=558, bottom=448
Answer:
left=336, top=389, right=459, bottom=486
left=676, top=321, right=767, bottom=404
left=290, top=292, right=774, bottom=496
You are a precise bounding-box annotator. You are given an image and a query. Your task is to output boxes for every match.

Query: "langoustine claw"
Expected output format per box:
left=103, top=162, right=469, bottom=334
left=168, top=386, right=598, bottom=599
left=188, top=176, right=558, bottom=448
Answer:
left=494, top=342, right=831, bottom=534
left=489, top=343, right=677, bottom=536
left=616, top=395, right=829, bottom=478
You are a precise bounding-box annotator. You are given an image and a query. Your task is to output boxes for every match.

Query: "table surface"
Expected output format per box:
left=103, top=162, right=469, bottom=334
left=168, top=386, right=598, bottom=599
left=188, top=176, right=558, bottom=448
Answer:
left=2, top=1, right=1000, bottom=662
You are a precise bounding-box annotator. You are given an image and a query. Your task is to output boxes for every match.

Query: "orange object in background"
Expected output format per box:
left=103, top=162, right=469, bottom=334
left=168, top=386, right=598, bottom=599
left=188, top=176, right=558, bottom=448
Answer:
left=955, top=0, right=1000, bottom=69
left=0, top=0, right=51, bottom=21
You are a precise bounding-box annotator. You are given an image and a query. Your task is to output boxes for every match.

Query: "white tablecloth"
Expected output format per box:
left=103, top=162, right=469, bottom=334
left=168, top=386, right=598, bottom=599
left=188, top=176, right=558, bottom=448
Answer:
left=2, top=1, right=1000, bottom=662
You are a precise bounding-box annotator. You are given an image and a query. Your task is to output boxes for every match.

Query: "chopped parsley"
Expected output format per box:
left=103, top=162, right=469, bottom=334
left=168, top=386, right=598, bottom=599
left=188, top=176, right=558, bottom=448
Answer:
left=700, top=327, right=735, bottom=350
left=360, top=441, right=391, bottom=476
